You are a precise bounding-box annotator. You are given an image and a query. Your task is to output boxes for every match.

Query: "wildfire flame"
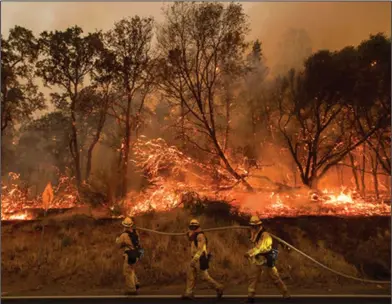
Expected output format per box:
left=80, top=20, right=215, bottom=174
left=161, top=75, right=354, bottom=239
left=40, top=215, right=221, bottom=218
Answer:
left=1, top=171, right=78, bottom=220
left=123, top=137, right=391, bottom=218
left=1, top=137, right=390, bottom=220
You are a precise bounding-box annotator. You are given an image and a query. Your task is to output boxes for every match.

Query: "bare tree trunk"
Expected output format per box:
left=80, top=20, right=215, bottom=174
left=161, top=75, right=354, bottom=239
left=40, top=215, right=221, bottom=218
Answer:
left=80, top=140, right=86, bottom=181
left=340, top=166, right=344, bottom=187
left=1, top=81, right=10, bottom=135
left=85, top=102, right=108, bottom=181
left=210, top=132, right=253, bottom=191
left=349, top=152, right=360, bottom=191
left=335, top=166, right=343, bottom=186
left=309, top=176, right=319, bottom=190
left=385, top=175, right=391, bottom=193
left=121, top=98, right=131, bottom=198
left=360, top=144, right=367, bottom=196
left=251, top=110, right=257, bottom=155
left=223, top=92, right=231, bottom=153
left=180, top=99, right=186, bottom=150
left=371, top=150, right=380, bottom=199
left=292, top=161, right=297, bottom=187
left=70, top=94, right=82, bottom=189
left=373, top=162, right=379, bottom=199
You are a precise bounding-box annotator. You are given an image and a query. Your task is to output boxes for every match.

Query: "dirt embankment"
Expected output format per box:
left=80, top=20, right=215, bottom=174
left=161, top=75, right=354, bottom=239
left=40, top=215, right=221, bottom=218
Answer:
left=1, top=206, right=390, bottom=295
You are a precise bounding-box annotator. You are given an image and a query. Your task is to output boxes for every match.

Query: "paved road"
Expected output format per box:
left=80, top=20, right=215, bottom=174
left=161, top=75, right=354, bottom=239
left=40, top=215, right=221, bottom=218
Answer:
left=2, top=295, right=390, bottom=304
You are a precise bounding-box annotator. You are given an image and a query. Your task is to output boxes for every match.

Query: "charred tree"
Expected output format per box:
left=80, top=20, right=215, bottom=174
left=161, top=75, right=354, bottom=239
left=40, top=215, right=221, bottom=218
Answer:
left=348, top=152, right=360, bottom=191
left=103, top=16, right=154, bottom=197
left=361, top=144, right=367, bottom=196
left=276, top=41, right=388, bottom=190
left=156, top=3, right=253, bottom=191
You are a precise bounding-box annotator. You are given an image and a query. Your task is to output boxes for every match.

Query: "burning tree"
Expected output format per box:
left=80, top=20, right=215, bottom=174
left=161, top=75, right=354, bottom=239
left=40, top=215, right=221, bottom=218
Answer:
left=353, top=34, right=391, bottom=177
left=102, top=16, right=155, bottom=197
left=276, top=35, right=390, bottom=189
left=156, top=2, right=253, bottom=191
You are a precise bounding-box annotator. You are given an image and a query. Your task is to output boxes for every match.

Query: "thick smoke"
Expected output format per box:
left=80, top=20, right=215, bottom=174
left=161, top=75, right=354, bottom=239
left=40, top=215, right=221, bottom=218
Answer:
left=246, top=2, right=391, bottom=74
left=1, top=2, right=390, bottom=196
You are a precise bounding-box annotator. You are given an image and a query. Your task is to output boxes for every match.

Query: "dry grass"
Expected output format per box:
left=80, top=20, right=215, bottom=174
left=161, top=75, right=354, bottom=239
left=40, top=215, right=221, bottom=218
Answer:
left=1, top=206, right=390, bottom=293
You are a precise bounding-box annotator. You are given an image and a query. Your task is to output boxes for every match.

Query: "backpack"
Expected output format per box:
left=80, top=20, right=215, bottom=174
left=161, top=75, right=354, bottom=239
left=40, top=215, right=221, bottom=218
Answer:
left=191, top=232, right=212, bottom=270
left=254, top=228, right=279, bottom=267
left=124, top=230, right=141, bottom=249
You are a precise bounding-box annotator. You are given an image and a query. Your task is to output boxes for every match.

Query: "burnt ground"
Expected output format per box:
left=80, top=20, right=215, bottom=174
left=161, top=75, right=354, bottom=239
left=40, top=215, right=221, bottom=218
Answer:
left=1, top=207, right=391, bottom=296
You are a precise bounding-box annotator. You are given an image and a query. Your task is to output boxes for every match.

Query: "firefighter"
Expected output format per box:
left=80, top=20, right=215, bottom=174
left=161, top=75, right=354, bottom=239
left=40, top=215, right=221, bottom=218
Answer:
left=116, top=217, right=144, bottom=295
left=244, top=216, right=290, bottom=303
left=182, top=219, right=224, bottom=300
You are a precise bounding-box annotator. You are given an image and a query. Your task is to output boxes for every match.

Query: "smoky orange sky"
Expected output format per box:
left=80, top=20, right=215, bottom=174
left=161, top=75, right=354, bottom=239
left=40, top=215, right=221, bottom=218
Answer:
left=2, top=2, right=390, bottom=70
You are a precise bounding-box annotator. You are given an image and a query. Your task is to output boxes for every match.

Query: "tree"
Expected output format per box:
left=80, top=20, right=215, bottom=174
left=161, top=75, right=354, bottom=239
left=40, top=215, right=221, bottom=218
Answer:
left=353, top=34, right=391, bottom=176
left=276, top=43, right=387, bottom=189
left=15, top=111, right=72, bottom=184
left=103, top=16, right=154, bottom=197
left=1, top=26, right=45, bottom=135
left=157, top=2, right=253, bottom=190
left=76, top=85, right=111, bottom=181
left=36, top=26, right=103, bottom=188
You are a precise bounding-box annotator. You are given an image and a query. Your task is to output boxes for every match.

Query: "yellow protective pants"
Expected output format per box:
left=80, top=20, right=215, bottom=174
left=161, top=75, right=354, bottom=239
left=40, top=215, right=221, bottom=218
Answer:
left=185, top=263, right=223, bottom=296
left=123, top=254, right=139, bottom=292
left=248, top=264, right=288, bottom=297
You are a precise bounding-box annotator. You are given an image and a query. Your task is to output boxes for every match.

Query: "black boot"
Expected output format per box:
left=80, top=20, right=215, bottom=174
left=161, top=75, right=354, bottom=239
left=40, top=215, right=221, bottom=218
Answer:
left=216, top=288, right=223, bottom=299
left=124, top=291, right=138, bottom=296
left=181, top=294, right=195, bottom=300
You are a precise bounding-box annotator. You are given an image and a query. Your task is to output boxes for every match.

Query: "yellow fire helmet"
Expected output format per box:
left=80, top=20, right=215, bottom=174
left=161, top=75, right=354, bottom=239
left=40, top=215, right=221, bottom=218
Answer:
left=249, top=215, right=262, bottom=226
left=189, top=218, right=200, bottom=227
left=122, top=217, right=134, bottom=228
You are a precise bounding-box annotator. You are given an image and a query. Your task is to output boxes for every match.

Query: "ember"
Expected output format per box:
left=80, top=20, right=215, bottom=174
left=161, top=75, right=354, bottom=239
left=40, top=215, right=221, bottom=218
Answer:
left=1, top=138, right=390, bottom=220
left=1, top=172, right=78, bottom=220
left=123, top=138, right=391, bottom=218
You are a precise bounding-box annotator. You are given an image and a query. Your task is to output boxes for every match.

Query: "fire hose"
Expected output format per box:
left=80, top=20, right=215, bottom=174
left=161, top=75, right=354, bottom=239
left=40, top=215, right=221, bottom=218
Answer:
left=136, top=226, right=391, bottom=285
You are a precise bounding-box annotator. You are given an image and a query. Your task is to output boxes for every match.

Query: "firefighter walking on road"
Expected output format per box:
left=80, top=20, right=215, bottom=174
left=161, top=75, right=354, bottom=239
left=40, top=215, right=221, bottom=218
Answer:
left=244, top=216, right=290, bottom=303
left=182, top=219, right=224, bottom=300
left=116, top=217, right=144, bottom=295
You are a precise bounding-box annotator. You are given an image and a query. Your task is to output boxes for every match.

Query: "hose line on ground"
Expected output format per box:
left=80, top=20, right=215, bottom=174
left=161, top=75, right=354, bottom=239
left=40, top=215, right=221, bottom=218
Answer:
left=136, top=226, right=391, bottom=285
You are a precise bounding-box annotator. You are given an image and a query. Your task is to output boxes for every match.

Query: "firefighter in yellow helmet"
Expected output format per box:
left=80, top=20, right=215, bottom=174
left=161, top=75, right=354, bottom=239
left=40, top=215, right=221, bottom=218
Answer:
left=243, top=216, right=290, bottom=303
left=115, top=217, right=144, bottom=295
left=182, top=219, right=224, bottom=300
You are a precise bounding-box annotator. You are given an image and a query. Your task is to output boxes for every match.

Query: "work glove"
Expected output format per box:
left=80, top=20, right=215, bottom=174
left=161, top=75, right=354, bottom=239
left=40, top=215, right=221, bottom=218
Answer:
left=244, top=252, right=251, bottom=259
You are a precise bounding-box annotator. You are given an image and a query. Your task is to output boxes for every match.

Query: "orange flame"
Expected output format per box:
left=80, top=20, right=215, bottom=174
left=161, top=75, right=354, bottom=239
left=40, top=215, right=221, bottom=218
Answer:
left=1, top=138, right=390, bottom=220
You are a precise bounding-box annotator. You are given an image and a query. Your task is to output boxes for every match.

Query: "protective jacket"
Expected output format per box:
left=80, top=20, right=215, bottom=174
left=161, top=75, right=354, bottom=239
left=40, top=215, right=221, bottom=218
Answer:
left=247, top=227, right=278, bottom=266
left=116, top=229, right=140, bottom=251
left=189, top=229, right=208, bottom=260
left=184, top=229, right=222, bottom=297
left=116, top=229, right=143, bottom=265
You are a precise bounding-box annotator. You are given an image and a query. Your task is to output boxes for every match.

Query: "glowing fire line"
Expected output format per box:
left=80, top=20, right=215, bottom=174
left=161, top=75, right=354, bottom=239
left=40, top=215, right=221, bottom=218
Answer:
left=1, top=138, right=390, bottom=220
